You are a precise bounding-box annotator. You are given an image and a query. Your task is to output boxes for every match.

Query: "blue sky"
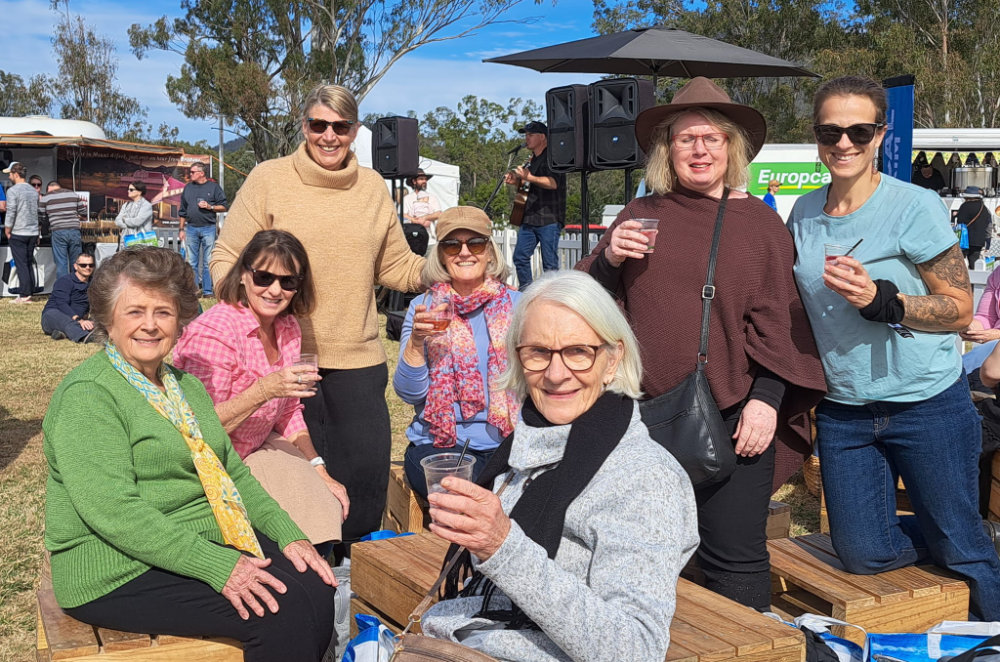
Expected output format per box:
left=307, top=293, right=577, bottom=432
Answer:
left=1, top=0, right=604, bottom=145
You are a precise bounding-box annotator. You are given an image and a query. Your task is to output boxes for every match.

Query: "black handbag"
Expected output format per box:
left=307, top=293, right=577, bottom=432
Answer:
left=639, top=189, right=737, bottom=487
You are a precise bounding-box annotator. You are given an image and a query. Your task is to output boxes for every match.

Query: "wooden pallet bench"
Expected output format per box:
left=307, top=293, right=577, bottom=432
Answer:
left=351, top=532, right=806, bottom=662
left=36, top=558, right=242, bottom=662
left=383, top=461, right=430, bottom=534
left=769, top=533, right=969, bottom=645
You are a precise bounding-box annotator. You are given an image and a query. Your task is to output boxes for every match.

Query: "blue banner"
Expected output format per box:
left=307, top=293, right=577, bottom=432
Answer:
left=882, top=75, right=915, bottom=181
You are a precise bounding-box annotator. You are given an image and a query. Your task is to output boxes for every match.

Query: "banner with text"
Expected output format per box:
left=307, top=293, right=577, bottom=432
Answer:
left=748, top=162, right=831, bottom=197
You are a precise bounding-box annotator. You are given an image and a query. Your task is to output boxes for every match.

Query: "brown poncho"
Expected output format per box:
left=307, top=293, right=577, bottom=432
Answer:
left=576, top=188, right=827, bottom=489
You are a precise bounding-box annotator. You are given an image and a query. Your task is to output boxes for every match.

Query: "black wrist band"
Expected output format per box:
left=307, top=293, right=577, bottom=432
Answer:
left=859, top=279, right=905, bottom=324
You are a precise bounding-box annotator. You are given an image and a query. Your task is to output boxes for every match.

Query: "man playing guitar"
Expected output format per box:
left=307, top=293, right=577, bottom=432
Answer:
left=505, top=121, right=566, bottom=290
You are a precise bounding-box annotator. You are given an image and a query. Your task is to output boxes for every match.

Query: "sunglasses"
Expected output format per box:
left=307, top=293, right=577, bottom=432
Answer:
left=248, top=267, right=303, bottom=291
left=439, top=237, right=489, bottom=256
left=813, top=123, right=885, bottom=146
left=127, top=187, right=137, bottom=191
left=31, top=183, right=42, bottom=188
left=306, top=118, right=355, bottom=136
left=76, top=263, right=95, bottom=269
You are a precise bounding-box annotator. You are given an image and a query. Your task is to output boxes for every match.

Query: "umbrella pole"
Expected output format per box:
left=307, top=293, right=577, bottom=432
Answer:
left=580, top=171, right=590, bottom=255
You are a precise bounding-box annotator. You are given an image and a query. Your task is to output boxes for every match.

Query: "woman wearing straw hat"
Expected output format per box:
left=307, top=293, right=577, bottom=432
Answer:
left=577, top=77, right=826, bottom=610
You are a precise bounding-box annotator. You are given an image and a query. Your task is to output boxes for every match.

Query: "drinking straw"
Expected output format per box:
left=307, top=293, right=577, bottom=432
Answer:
left=844, top=238, right=864, bottom=257
left=456, top=437, right=472, bottom=469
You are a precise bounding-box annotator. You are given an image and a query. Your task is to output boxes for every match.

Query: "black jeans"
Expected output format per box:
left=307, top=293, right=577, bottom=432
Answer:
left=65, top=534, right=336, bottom=662
left=9, top=233, right=37, bottom=296
left=694, top=401, right=776, bottom=611
left=302, top=363, right=391, bottom=544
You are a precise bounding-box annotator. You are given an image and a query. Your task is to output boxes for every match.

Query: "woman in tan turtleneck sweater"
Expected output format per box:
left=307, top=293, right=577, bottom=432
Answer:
left=211, top=84, right=426, bottom=553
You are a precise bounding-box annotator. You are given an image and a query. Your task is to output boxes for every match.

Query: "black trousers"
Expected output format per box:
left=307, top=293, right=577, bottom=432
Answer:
left=694, top=401, right=776, bottom=611
left=65, top=534, right=336, bottom=662
left=9, top=233, right=37, bottom=296
left=302, top=362, right=391, bottom=544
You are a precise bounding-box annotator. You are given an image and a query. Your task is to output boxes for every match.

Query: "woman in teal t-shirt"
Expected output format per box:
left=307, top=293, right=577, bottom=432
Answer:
left=788, top=75, right=1000, bottom=621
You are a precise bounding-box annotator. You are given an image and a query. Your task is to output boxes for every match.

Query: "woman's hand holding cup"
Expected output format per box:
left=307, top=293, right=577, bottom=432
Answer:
left=410, top=303, right=450, bottom=345
left=605, top=220, right=654, bottom=266
left=259, top=364, right=320, bottom=400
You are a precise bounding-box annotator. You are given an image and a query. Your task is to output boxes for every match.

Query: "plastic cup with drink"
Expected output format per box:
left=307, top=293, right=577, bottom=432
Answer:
left=421, top=452, right=477, bottom=523
left=424, top=291, right=454, bottom=332
left=293, top=352, right=319, bottom=388
left=635, top=218, right=660, bottom=254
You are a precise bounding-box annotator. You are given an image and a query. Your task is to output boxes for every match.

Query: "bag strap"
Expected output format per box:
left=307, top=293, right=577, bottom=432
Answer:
left=402, top=472, right=516, bottom=634
left=697, top=189, right=730, bottom=371
left=948, top=632, right=1000, bottom=662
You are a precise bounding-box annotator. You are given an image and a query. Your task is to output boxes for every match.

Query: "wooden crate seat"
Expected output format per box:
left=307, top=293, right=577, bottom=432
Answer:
left=769, top=533, right=969, bottom=645
left=351, top=532, right=806, bottom=662
left=36, top=557, right=242, bottom=661
left=383, top=461, right=430, bottom=534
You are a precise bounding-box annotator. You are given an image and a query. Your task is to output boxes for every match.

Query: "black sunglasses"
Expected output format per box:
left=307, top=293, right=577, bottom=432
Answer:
left=31, top=182, right=42, bottom=188
left=439, top=237, right=489, bottom=256
left=248, top=267, right=303, bottom=291
left=76, top=262, right=95, bottom=269
left=306, top=118, right=355, bottom=136
left=813, top=123, right=885, bottom=146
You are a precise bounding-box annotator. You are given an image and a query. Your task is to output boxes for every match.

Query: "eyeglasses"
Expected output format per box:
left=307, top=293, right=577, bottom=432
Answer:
left=671, top=133, right=728, bottom=151
left=813, top=123, right=885, bottom=146
left=516, top=344, right=605, bottom=372
left=76, top=262, right=95, bottom=269
left=31, top=182, right=42, bottom=188
left=439, top=237, right=489, bottom=256
left=306, top=118, right=356, bottom=135
left=127, top=187, right=137, bottom=191
left=248, top=267, right=303, bottom=291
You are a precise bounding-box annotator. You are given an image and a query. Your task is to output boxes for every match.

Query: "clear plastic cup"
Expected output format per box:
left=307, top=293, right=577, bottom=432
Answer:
left=635, top=218, right=660, bottom=254
left=420, top=452, right=476, bottom=496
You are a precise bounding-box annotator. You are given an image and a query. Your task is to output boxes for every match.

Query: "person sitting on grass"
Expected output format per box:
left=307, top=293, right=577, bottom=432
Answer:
left=41, top=252, right=96, bottom=343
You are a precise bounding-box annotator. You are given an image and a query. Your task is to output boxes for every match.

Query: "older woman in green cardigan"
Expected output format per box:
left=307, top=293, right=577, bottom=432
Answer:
left=43, top=246, right=337, bottom=662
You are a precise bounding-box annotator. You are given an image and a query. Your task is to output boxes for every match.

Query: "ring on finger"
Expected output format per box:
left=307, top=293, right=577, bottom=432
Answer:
left=297, top=375, right=303, bottom=384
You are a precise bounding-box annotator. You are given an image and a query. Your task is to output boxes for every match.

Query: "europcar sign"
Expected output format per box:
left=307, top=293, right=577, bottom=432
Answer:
left=748, top=162, right=831, bottom=196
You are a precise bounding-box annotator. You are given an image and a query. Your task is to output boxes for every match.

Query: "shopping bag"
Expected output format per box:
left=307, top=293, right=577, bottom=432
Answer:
left=122, top=230, right=158, bottom=248
left=866, top=632, right=991, bottom=661
left=341, top=614, right=396, bottom=662
left=957, top=223, right=971, bottom=250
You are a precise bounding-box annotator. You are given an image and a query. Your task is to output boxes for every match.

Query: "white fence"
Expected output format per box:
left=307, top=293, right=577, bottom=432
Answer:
left=491, top=228, right=605, bottom=288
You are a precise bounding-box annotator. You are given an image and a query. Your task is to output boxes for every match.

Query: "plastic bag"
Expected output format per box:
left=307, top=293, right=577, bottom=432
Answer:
left=341, top=614, right=397, bottom=662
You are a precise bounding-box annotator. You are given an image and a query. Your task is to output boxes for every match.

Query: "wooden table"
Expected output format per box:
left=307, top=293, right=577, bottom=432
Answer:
left=351, top=532, right=806, bottom=662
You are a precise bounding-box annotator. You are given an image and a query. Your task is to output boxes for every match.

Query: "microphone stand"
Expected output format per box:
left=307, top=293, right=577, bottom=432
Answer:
left=484, top=149, right=523, bottom=217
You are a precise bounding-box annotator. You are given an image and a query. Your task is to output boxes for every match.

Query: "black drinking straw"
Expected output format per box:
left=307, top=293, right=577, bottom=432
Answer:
left=844, top=238, right=864, bottom=257
left=455, top=437, right=472, bottom=469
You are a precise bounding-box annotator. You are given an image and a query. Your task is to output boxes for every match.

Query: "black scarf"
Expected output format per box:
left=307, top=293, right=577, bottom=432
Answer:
left=442, top=391, right=634, bottom=627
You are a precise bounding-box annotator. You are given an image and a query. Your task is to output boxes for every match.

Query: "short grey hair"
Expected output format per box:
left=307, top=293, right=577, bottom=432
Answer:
left=502, top=270, right=643, bottom=400
left=421, top=236, right=510, bottom=285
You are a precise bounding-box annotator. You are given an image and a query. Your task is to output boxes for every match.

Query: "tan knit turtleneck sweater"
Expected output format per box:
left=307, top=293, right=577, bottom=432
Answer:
left=211, top=144, right=426, bottom=369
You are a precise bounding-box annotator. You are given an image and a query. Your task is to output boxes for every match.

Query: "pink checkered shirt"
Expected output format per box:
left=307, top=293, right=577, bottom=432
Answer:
left=173, top=302, right=308, bottom=458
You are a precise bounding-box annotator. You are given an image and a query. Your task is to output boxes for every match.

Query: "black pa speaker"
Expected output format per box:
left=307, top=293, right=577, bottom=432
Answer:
left=587, top=78, right=655, bottom=170
left=545, top=85, right=589, bottom=173
left=372, top=116, right=419, bottom=177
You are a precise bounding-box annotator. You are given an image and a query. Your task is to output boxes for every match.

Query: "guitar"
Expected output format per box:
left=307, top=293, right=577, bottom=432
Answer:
left=508, top=159, right=531, bottom=227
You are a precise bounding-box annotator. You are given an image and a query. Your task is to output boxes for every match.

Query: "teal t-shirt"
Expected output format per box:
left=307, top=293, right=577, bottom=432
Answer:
left=787, top=174, right=961, bottom=405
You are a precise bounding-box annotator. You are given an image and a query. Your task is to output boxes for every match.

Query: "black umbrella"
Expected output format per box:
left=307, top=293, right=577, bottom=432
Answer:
left=484, top=26, right=817, bottom=82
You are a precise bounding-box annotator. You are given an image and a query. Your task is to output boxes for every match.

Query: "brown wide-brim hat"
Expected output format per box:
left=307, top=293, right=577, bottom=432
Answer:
left=634, top=77, right=767, bottom=159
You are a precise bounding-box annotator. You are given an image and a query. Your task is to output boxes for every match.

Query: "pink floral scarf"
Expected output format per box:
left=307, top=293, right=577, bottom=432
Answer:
left=423, top=277, right=518, bottom=448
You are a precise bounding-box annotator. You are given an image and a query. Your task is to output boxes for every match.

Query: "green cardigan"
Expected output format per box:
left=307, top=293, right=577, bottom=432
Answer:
left=43, top=351, right=306, bottom=608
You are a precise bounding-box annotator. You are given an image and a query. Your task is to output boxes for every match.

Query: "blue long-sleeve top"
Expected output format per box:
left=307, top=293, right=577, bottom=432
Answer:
left=43, top=273, right=90, bottom=318
left=393, top=289, right=521, bottom=451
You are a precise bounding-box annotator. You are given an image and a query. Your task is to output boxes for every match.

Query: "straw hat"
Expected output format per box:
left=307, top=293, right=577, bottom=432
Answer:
left=634, top=77, right=767, bottom=158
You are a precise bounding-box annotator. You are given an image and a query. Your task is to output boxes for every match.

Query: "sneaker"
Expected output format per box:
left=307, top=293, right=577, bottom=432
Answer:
left=50, top=329, right=67, bottom=341
left=82, top=331, right=100, bottom=344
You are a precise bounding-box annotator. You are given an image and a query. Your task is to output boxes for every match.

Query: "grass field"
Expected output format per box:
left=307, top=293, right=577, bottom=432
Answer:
left=0, top=296, right=816, bottom=662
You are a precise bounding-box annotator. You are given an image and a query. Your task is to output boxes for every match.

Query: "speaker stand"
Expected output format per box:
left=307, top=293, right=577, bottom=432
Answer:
left=580, top=171, right=591, bottom=255
left=625, top=168, right=636, bottom=204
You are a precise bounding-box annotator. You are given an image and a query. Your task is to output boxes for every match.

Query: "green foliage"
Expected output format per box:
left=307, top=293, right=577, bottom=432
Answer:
left=0, top=71, right=53, bottom=117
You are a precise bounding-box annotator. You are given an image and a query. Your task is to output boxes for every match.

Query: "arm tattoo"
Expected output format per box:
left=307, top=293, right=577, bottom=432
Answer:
left=902, top=245, right=971, bottom=329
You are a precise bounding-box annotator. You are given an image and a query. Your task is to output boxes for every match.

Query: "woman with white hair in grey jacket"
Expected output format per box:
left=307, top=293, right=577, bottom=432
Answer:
left=421, top=269, right=699, bottom=662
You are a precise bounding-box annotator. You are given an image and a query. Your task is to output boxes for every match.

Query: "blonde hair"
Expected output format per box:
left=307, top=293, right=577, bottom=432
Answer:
left=501, top=270, right=643, bottom=400
left=644, top=109, right=751, bottom=195
left=421, top=235, right=510, bottom=285
left=301, top=84, right=359, bottom=124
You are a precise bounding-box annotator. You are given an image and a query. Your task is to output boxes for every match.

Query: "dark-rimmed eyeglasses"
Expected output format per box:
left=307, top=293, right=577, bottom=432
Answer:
left=248, top=267, right=303, bottom=291
left=516, top=344, right=605, bottom=372
left=306, top=118, right=355, bottom=136
left=75, top=262, right=95, bottom=269
left=439, top=237, right=489, bottom=256
left=813, top=123, right=885, bottom=146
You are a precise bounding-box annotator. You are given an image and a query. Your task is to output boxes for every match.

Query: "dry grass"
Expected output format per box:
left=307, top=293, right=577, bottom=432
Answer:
left=0, top=298, right=817, bottom=661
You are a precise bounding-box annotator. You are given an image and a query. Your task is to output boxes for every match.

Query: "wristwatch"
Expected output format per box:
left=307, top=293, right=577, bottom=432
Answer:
left=309, top=456, right=326, bottom=467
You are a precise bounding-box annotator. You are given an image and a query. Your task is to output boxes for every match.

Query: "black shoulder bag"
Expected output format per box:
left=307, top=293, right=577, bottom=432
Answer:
left=638, top=189, right=737, bottom=487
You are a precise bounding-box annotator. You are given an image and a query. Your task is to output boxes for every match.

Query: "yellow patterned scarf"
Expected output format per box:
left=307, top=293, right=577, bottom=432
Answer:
left=105, top=343, right=263, bottom=559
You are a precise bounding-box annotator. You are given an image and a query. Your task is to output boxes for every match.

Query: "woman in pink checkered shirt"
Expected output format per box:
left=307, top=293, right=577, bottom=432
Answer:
left=175, top=230, right=349, bottom=552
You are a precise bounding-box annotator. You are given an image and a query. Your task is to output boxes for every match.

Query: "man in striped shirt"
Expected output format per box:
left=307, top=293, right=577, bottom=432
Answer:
left=39, top=181, right=88, bottom=278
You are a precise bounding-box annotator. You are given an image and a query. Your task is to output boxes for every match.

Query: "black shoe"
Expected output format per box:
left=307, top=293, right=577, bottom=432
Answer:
left=984, top=520, right=1000, bottom=557
left=82, top=331, right=100, bottom=344
left=50, top=329, right=67, bottom=341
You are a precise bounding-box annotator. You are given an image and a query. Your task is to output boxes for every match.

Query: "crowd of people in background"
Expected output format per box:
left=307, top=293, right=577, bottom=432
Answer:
left=24, top=75, right=1000, bottom=662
